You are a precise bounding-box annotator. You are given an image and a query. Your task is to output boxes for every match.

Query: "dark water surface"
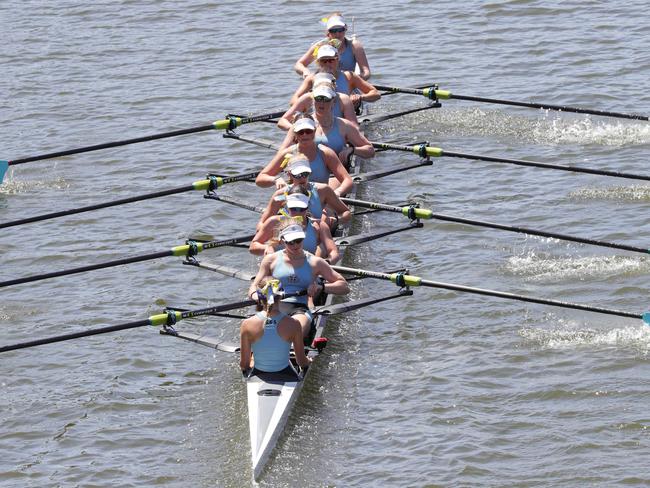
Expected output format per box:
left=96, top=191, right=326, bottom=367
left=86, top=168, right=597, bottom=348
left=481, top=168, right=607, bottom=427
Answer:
left=3, top=1, right=650, bottom=486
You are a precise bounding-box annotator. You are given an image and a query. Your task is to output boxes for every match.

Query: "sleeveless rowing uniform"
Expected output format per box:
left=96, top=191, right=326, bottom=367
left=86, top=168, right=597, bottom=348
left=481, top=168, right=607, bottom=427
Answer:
left=338, top=38, right=356, bottom=72
left=251, top=312, right=290, bottom=372
left=280, top=184, right=323, bottom=219
left=272, top=251, right=313, bottom=308
left=331, top=96, right=343, bottom=119
left=335, top=70, right=350, bottom=95
left=308, top=147, right=330, bottom=184
left=315, top=118, right=346, bottom=154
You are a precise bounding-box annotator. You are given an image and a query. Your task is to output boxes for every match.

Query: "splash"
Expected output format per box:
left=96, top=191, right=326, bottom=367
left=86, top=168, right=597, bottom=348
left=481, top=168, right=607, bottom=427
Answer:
left=370, top=103, right=650, bottom=147
left=519, top=316, right=650, bottom=354
left=569, top=185, right=650, bottom=201
left=505, top=252, right=650, bottom=281
left=0, top=176, right=69, bottom=195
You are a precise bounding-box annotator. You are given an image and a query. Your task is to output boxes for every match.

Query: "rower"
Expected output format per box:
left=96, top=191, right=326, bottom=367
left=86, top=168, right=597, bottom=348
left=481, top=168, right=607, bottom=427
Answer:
left=278, top=72, right=359, bottom=127
left=250, top=191, right=341, bottom=264
left=255, top=114, right=353, bottom=196
left=294, top=12, right=371, bottom=80
left=310, top=83, right=374, bottom=165
left=290, top=43, right=379, bottom=108
left=240, top=277, right=311, bottom=379
left=248, top=220, right=349, bottom=337
left=257, top=153, right=351, bottom=230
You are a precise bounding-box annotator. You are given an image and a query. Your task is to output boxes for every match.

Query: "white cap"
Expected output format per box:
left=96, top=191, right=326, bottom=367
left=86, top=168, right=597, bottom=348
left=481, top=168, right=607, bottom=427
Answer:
left=286, top=156, right=312, bottom=176
left=280, top=223, right=306, bottom=242
left=292, top=117, right=316, bottom=133
left=286, top=192, right=310, bottom=209
left=316, top=43, right=338, bottom=60
left=312, top=84, right=336, bottom=100
left=326, top=15, right=346, bottom=30
left=313, top=72, right=336, bottom=87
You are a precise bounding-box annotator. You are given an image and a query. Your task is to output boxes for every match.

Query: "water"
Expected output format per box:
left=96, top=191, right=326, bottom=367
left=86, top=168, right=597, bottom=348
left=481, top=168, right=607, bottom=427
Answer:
left=3, top=1, right=650, bottom=486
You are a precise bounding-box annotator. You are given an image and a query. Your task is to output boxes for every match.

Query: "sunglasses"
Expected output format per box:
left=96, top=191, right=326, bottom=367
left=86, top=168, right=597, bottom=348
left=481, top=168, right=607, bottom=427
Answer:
left=284, top=238, right=304, bottom=245
left=328, top=27, right=345, bottom=33
left=319, top=58, right=337, bottom=64
left=296, top=128, right=314, bottom=135
left=314, top=96, right=333, bottom=102
left=291, top=171, right=311, bottom=179
left=288, top=205, right=307, bottom=211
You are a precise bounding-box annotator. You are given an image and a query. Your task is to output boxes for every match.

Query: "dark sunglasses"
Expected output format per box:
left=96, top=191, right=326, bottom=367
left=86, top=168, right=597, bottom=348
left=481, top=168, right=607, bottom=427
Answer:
left=314, top=96, right=333, bottom=102
left=328, top=27, right=345, bottom=33
left=284, top=238, right=304, bottom=245
left=296, top=128, right=314, bottom=135
left=319, top=58, right=337, bottom=64
left=291, top=172, right=311, bottom=179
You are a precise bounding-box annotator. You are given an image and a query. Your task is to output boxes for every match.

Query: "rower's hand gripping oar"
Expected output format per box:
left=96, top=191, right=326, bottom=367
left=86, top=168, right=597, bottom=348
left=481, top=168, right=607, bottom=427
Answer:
left=373, top=141, right=650, bottom=182
left=0, top=109, right=285, bottom=184
left=373, top=84, right=650, bottom=122
left=332, top=265, right=650, bottom=325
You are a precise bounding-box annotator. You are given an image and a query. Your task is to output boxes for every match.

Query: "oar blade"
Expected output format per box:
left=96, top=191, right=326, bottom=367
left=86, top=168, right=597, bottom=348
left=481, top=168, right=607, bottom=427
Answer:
left=0, top=160, right=8, bottom=183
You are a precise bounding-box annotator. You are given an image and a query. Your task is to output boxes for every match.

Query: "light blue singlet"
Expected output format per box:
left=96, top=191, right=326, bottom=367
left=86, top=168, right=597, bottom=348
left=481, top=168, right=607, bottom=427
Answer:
left=277, top=219, right=319, bottom=255
left=338, top=38, right=357, bottom=72
left=251, top=311, right=290, bottom=372
left=315, top=118, right=346, bottom=155
left=281, top=183, right=323, bottom=219
left=307, top=146, right=330, bottom=184
left=335, top=70, right=350, bottom=95
left=272, top=251, right=313, bottom=307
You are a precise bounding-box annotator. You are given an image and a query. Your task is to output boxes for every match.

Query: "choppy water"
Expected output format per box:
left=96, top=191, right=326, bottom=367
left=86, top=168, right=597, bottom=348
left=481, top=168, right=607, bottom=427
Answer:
left=3, top=1, right=650, bottom=486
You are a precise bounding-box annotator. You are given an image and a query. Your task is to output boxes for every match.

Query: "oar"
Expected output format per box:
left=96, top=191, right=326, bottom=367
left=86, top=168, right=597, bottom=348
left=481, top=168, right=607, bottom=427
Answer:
left=0, top=291, right=302, bottom=354
left=0, top=110, right=285, bottom=183
left=332, top=265, right=650, bottom=324
left=342, top=197, right=650, bottom=255
left=372, top=142, right=650, bottom=182
left=0, top=234, right=255, bottom=290
left=0, top=171, right=259, bottom=230
left=372, top=84, right=650, bottom=122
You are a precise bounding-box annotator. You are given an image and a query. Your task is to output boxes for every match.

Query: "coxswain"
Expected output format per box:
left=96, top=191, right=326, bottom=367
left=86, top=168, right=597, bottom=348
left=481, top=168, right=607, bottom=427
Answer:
left=240, top=277, right=311, bottom=379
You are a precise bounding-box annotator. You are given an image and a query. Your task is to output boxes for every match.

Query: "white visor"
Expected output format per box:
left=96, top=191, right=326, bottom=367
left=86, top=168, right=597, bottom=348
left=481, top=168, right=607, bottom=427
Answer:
left=313, top=72, right=336, bottom=87
left=286, top=158, right=312, bottom=176
left=280, top=223, right=306, bottom=242
left=326, top=16, right=346, bottom=30
left=292, top=117, right=316, bottom=133
left=312, top=84, right=336, bottom=100
left=286, top=192, right=310, bottom=209
left=316, top=44, right=338, bottom=60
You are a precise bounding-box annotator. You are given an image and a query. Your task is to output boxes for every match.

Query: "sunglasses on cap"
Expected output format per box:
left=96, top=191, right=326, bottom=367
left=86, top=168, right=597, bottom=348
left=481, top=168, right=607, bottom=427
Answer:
left=314, top=95, right=333, bottom=102
left=295, top=128, right=314, bottom=135
left=284, top=237, right=304, bottom=245
left=328, top=27, right=345, bottom=33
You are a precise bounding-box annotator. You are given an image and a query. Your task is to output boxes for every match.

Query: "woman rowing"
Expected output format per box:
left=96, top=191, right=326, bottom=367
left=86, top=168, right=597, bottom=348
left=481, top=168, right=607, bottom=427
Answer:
left=255, top=115, right=353, bottom=196
left=290, top=43, right=380, bottom=108
left=250, top=189, right=341, bottom=264
left=248, top=219, right=349, bottom=337
left=279, top=72, right=358, bottom=127
left=294, top=13, right=371, bottom=80
left=258, top=153, right=351, bottom=229
left=240, top=277, right=311, bottom=379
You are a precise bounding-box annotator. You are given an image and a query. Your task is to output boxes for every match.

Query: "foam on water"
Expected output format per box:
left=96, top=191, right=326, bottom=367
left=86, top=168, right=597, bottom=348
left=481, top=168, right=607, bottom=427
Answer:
left=570, top=185, right=650, bottom=201
left=519, top=316, right=650, bottom=354
left=0, top=175, right=69, bottom=195
left=505, top=251, right=650, bottom=282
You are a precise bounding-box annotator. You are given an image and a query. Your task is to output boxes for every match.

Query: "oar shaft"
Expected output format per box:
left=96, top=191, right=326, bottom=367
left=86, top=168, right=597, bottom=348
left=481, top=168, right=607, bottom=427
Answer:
left=10, top=125, right=215, bottom=165
left=332, top=266, right=642, bottom=320
left=448, top=93, right=650, bottom=121
left=0, top=234, right=254, bottom=289
left=0, top=319, right=152, bottom=353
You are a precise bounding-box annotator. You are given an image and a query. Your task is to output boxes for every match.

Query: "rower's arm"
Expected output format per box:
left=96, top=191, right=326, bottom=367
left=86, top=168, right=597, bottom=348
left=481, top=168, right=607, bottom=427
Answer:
left=321, top=146, right=353, bottom=196
left=342, top=120, right=375, bottom=159
left=351, top=38, right=371, bottom=80
left=291, top=321, right=311, bottom=368
left=279, top=95, right=310, bottom=131
left=249, top=219, right=276, bottom=256
left=239, top=322, right=253, bottom=371
left=338, top=92, right=359, bottom=127
left=255, top=137, right=292, bottom=187
left=320, top=185, right=351, bottom=223
left=249, top=255, right=273, bottom=296
left=290, top=75, right=313, bottom=106
left=294, top=46, right=317, bottom=78
left=318, top=222, right=340, bottom=265
left=316, top=260, right=350, bottom=295
left=258, top=191, right=285, bottom=228
left=351, top=74, right=381, bottom=102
